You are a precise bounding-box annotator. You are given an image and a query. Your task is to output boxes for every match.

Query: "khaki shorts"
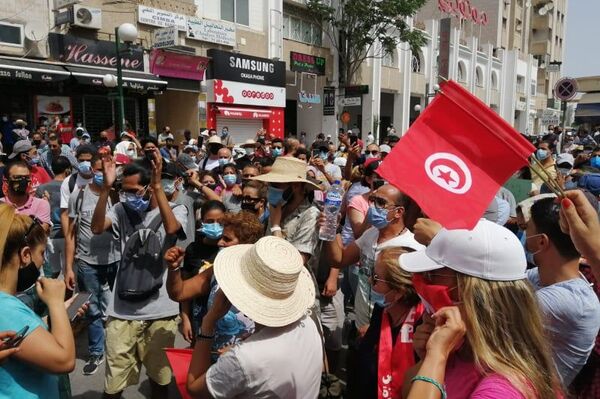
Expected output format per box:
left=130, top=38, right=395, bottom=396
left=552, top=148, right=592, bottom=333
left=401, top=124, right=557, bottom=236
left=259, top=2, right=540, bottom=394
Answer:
left=104, top=316, right=179, bottom=394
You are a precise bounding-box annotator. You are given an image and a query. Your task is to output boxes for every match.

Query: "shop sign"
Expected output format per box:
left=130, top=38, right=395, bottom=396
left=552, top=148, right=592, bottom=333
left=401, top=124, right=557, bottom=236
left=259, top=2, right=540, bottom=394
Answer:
left=0, top=67, right=68, bottom=83
left=150, top=49, right=208, bottom=80
left=438, top=0, right=488, bottom=26
left=207, top=49, right=286, bottom=87
left=299, top=90, right=321, bottom=104
left=344, top=85, right=369, bottom=95
left=138, top=5, right=186, bottom=31
left=186, top=17, right=236, bottom=47
left=342, top=97, right=361, bottom=107
left=206, top=79, right=286, bottom=107
left=218, top=106, right=272, bottom=119
left=290, top=51, right=326, bottom=75
left=48, top=33, right=143, bottom=71
left=323, top=87, right=335, bottom=116
left=153, top=26, right=179, bottom=49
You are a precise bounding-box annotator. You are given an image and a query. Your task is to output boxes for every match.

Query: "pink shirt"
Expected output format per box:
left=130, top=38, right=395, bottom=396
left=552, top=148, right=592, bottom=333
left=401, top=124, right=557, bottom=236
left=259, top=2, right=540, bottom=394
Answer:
left=348, top=193, right=369, bottom=215
left=2, top=195, right=51, bottom=225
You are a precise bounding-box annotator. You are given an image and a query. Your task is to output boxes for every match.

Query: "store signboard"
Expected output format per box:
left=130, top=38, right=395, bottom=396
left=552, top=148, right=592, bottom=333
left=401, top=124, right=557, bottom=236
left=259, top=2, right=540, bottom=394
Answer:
left=48, top=33, right=144, bottom=71
left=149, top=49, right=209, bottom=80
left=138, top=5, right=186, bottom=31
left=290, top=51, right=326, bottom=75
left=299, top=91, right=321, bottom=104
left=206, top=79, right=286, bottom=107
left=207, top=49, right=286, bottom=87
left=186, top=17, right=236, bottom=47
left=153, top=26, right=179, bottom=48
left=323, top=86, right=335, bottom=116
left=342, top=97, right=361, bottom=107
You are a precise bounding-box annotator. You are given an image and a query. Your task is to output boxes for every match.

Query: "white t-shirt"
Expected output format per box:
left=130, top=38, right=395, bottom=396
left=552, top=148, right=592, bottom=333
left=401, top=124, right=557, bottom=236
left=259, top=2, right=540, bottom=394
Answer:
left=203, top=157, right=221, bottom=171
left=206, top=315, right=322, bottom=399
left=354, top=227, right=424, bottom=327
left=59, top=174, right=92, bottom=208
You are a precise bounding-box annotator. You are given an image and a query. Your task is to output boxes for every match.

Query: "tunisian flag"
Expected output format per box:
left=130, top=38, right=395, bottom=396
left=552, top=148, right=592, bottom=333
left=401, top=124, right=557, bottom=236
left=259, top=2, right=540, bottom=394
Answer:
left=165, top=348, right=193, bottom=399
left=377, top=80, right=535, bottom=229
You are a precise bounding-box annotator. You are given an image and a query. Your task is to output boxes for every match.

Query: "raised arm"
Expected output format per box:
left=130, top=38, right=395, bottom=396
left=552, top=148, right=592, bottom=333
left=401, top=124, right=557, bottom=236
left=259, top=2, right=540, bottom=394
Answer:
left=91, top=155, right=115, bottom=235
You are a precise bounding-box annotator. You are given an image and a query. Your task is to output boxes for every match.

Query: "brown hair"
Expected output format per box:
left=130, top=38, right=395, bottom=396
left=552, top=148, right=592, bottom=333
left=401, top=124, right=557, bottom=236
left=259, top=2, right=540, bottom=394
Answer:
left=377, top=246, right=420, bottom=307
left=0, top=204, right=47, bottom=270
left=243, top=180, right=267, bottom=199
left=221, top=211, right=264, bottom=244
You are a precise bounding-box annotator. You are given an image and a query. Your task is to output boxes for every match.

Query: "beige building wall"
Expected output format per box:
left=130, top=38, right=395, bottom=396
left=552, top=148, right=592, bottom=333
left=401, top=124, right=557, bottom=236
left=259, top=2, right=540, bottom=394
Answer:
left=0, top=0, right=51, bottom=58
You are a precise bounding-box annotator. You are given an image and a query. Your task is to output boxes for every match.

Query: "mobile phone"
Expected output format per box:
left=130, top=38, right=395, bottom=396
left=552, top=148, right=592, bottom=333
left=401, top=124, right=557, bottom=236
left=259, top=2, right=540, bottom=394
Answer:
left=349, top=135, right=358, bottom=145
left=145, top=149, right=155, bottom=162
left=3, top=325, right=29, bottom=348
left=311, top=149, right=320, bottom=158
left=67, top=292, right=92, bottom=321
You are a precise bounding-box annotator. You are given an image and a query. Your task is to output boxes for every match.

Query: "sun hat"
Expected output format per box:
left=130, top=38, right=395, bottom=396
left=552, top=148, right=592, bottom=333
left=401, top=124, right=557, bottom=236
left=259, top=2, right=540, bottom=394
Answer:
left=8, top=140, right=32, bottom=159
left=207, top=135, right=224, bottom=147
left=251, top=156, right=320, bottom=189
left=399, top=219, right=527, bottom=281
left=240, top=139, right=257, bottom=148
left=213, top=236, right=316, bottom=327
left=380, top=144, right=392, bottom=154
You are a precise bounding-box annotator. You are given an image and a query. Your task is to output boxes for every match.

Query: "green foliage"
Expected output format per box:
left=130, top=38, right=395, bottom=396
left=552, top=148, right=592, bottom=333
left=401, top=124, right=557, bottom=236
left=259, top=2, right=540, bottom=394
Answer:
left=307, top=0, right=427, bottom=84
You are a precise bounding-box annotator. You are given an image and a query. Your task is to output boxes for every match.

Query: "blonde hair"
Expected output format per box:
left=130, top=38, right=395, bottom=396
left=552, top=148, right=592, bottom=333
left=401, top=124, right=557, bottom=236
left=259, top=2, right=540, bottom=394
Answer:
left=0, top=204, right=46, bottom=272
left=377, top=247, right=419, bottom=307
left=458, top=274, right=562, bottom=398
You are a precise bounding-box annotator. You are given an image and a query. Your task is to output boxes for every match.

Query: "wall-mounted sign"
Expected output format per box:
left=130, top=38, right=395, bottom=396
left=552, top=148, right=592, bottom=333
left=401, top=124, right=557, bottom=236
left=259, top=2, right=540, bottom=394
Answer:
left=323, top=87, right=335, bottom=116
left=138, top=5, right=186, bottom=31
left=48, top=33, right=144, bottom=71
left=150, top=49, right=209, bottom=81
left=207, top=79, right=286, bottom=107
left=344, top=85, right=369, bottom=95
left=290, top=51, right=326, bottom=75
left=35, top=96, right=73, bottom=140
left=153, top=26, right=178, bottom=48
left=299, top=91, right=321, bottom=104
left=207, top=49, right=286, bottom=87
left=342, top=97, right=361, bottom=107
left=186, top=17, right=236, bottom=47
left=437, top=0, right=488, bottom=26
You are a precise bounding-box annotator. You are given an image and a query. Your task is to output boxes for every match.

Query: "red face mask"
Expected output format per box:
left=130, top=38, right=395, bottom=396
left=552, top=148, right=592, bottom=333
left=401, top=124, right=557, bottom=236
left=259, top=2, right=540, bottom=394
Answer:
left=412, top=273, right=454, bottom=314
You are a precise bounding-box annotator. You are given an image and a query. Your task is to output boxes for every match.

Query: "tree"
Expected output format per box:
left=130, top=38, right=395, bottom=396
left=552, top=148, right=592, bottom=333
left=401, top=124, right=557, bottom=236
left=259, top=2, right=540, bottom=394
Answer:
left=306, top=0, right=427, bottom=85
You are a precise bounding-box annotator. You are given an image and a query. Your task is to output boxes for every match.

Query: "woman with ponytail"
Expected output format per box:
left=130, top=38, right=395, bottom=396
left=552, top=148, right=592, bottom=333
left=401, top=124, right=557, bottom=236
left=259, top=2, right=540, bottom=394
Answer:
left=0, top=204, right=76, bottom=399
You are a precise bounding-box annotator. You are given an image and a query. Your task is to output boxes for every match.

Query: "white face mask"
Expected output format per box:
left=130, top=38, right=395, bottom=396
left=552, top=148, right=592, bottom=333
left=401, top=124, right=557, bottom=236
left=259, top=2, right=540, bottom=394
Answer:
left=127, top=148, right=136, bottom=157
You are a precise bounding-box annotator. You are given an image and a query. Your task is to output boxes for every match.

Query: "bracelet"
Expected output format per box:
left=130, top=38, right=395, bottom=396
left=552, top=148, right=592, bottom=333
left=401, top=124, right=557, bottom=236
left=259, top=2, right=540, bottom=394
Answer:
left=170, top=266, right=182, bottom=272
left=270, top=225, right=282, bottom=233
left=411, top=376, right=446, bottom=399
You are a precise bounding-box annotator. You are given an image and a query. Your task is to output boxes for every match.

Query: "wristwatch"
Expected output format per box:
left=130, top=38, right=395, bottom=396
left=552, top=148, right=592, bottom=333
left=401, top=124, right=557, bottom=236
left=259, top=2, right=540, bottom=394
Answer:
left=196, top=327, right=215, bottom=341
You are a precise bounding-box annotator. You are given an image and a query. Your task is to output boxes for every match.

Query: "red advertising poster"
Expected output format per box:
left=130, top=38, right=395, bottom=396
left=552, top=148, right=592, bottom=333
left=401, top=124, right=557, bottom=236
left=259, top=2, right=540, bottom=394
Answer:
left=35, top=96, right=74, bottom=142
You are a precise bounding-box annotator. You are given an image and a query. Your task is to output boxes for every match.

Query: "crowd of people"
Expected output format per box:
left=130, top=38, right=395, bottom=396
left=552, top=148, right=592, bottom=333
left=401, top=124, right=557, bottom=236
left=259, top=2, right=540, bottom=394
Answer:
left=0, top=119, right=599, bottom=399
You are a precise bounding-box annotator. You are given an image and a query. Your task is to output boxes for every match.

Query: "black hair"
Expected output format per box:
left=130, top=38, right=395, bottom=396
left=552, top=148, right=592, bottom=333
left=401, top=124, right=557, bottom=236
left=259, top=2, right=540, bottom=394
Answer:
left=4, top=160, right=30, bottom=179
left=51, top=156, right=71, bottom=176
left=272, top=138, right=283, bottom=144
left=200, top=200, right=226, bottom=221
left=530, top=197, right=579, bottom=260
left=141, top=137, right=158, bottom=148
left=48, top=134, right=62, bottom=145
left=76, top=145, right=97, bottom=158
left=122, top=161, right=151, bottom=186
left=295, top=147, right=308, bottom=158
left=258, top=157, right=275, bottom=168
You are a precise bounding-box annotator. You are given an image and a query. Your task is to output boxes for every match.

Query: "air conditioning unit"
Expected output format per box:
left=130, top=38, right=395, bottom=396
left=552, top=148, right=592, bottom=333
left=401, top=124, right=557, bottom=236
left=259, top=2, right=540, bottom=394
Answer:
left=71, top=5, right=102, bottom=30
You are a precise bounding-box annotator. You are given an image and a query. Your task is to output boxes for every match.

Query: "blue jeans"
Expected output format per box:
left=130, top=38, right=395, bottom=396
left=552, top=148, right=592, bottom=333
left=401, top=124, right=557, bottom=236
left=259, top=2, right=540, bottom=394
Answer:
left=76, top=260, right=117, bottom=357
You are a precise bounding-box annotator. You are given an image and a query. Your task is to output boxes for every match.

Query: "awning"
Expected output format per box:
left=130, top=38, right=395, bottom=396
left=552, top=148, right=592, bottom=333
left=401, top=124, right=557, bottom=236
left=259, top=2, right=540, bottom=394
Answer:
left=0, top=57, right=70, bottom=83
left=215, top=106, right=272, bottom=119
left=575, top=93, right=600, bottom=118
left=64, top=65, right=168, bottom=92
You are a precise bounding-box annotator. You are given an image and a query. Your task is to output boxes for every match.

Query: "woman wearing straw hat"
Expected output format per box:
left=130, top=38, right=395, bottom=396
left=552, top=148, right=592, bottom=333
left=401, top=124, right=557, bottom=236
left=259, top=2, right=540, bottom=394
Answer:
left=177, top=236, right=323, bottom=398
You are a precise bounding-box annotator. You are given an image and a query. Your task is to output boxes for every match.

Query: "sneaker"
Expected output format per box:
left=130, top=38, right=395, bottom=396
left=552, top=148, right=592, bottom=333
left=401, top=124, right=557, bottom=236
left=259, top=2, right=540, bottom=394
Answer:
left=82, top=354, right=104, bottom=375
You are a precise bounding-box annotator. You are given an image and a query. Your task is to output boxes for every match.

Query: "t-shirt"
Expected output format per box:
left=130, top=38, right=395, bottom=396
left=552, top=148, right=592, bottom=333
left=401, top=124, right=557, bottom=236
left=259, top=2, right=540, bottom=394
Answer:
left=203, top=157, right=220, bottom=171
left=174, top=190, right=203, bottom=250
left=106, top=203, right=188, bottom=320
left=340, top=183, right=370, bottom=246
left=527, top=268, right=600, bottom=385
left=29, top=166, right=51, bottom=194
left=0, top=292, right=59, bottom=399
left=68, top=185, right=121, bottom=265
left=222, top=192, right=241, bottom=213
left=278, top=199, right=321, bottom=258
left=36, top=180, right=63, bottom=238
left=59, top=174, right=91, bottom=209
left=1, top=195, right=51, bottom=225
left=354, top=227, right=425, bottom=327
left=206, top=315, right=322, bottom=398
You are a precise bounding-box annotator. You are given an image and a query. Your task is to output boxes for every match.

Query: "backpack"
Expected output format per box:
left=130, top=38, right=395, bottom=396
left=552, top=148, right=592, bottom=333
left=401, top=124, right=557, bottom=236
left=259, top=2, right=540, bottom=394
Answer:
left=115, top=205, right=173, bottom=302
left=68, top=173, right=77, bottom=193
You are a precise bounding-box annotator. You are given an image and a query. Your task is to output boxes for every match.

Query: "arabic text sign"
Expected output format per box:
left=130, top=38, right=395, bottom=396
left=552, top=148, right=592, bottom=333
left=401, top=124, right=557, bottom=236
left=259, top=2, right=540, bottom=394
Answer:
left=186, top=17, right=236, bottom=47
left=138, top=5, right=186, bottom=31
left=153, top=26, right=179, bottom=48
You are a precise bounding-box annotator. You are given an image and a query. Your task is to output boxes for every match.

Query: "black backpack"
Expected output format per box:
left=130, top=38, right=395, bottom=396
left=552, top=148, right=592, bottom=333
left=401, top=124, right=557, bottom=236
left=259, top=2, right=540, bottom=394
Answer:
left=115, top=205, right=173, bottom=302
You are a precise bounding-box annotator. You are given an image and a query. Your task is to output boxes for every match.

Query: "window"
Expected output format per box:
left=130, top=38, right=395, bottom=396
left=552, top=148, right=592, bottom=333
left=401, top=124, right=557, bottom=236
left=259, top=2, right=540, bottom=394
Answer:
left=283, top=6, right=323, bottom=47
left=291, top=17, right=303, bottom=41
left=475, top=66, right=483, bottom=87
left=457, top=61, right=466, bottom=82
left=383, top=52, right=395, bottom=67
left=221, top=0, right=249, bottom=26
left=0, top=22, right=23, bottom=47
left=491, top=71, right=498, bottom=89
left=412, top=53, right=422, bottom=73
left=302, top=20, right=312, bottom=43
left=530, top=82, right=536, bottom=96
left=517, top=76, right=525, bottom=92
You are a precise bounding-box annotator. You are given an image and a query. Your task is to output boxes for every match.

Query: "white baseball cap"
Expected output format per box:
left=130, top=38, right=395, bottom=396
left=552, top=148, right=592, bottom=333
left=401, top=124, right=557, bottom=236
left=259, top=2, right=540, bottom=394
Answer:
left=380, top=144, right=392, bottom=154
left=399, top=219, right=527, bottom=281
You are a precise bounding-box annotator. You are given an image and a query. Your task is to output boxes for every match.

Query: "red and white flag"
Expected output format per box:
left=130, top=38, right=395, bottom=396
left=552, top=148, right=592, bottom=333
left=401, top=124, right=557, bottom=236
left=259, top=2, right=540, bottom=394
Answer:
left=377, top=80, right=535, bottom=229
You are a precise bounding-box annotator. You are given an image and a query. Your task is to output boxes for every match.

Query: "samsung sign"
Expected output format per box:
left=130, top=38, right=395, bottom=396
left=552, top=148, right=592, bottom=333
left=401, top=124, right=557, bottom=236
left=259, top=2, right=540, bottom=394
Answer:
left=207, top=49, right=285, bottom=87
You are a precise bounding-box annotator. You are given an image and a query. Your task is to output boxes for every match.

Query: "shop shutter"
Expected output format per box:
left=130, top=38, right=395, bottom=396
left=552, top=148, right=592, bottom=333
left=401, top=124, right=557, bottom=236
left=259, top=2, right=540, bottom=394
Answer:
left=215, top=117, right=263, bottom=145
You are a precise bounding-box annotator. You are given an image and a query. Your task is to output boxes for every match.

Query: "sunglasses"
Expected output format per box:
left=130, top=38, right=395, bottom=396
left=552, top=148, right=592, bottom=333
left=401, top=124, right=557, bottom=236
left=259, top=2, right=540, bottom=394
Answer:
left=368, top=195, right=392, bottom=209
left=242, top=196, right=261, bottom=203
left=366, top=150, right=379, bottom=155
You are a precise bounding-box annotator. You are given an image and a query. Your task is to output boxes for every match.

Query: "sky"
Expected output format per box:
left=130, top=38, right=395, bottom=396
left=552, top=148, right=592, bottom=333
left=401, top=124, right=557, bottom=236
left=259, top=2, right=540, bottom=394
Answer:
left=563, top=0, right=600, bottom=78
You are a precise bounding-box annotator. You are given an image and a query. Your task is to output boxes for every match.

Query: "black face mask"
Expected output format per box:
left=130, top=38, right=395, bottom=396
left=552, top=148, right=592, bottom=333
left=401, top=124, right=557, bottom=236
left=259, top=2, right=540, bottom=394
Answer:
left=283, top=186, right=294, bottom=203
left=32, top=140, right=42, bottom=147
left=206, top=183, right=218, bottom=191
left=241, top=200, right=259, bottom=213
left=17, top=262, right=40, bottom=292
left=9, top=178, right=30, bottom=195
left=209, top=145, right=220, bottom=155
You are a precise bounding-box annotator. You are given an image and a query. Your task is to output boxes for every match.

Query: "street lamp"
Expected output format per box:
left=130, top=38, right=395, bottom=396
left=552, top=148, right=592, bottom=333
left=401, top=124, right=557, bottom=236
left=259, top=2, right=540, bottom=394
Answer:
left=414, top=104, right=422, bottom=113
left=111, top=23, right=138, bottom=136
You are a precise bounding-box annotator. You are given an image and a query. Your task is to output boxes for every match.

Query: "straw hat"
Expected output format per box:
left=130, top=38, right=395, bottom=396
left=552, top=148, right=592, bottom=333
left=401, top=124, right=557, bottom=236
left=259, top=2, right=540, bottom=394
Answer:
left=213, top=236, right=315, bottom=327
left=251, top=156, right=320, bottom=189
left=207, top=135, right=224, bottom=146
left=240, top=139, right=257, bottom=148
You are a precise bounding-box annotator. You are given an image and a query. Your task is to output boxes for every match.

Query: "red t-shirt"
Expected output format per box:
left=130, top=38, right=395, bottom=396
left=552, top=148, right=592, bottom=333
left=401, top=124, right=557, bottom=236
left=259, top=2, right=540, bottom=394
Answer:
left=57, top=123, right=73, bottom=143
left=29, top=166, right=51, bottom=194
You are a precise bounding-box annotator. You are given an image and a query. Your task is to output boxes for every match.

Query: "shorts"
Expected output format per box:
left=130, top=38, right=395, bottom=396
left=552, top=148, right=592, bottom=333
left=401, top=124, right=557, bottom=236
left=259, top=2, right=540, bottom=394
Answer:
left=319, top=289, right=345, bottom=351
left=104, top=316, right=179, bottom=394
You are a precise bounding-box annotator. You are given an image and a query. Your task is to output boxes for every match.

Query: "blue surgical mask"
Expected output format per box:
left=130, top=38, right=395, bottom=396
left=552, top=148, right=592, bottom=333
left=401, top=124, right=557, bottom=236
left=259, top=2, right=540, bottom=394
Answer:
left=371, top=290, right=394, bottom=308
left=268, top=186, right=285, bottom=206
left=320, top=152, right=329, bottom=161
left=223, top=174, right=237, bottom=186
left=522, top=231, right=543, bottom=266
left=120, top=191, right=150, bottom=213
left=219, top=158, right=228, bottom=167
left=591, top=156, right=600, bottom=169
left=221, top=129, right=229, bottom=137
left=367, top=205, right=390, bottom=229
left=78, top=161, right=92, bottom=175
left=272, top=148, right=283, bottom=157
left=27, top=156, right=40, bottom=166
left=93, top=172, right=104, bottom=187
left=162, top=180, right=176, bottom=196
left=200, top=222, right=223, bottom=240
left=536, top=149, right=549, bottom=161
